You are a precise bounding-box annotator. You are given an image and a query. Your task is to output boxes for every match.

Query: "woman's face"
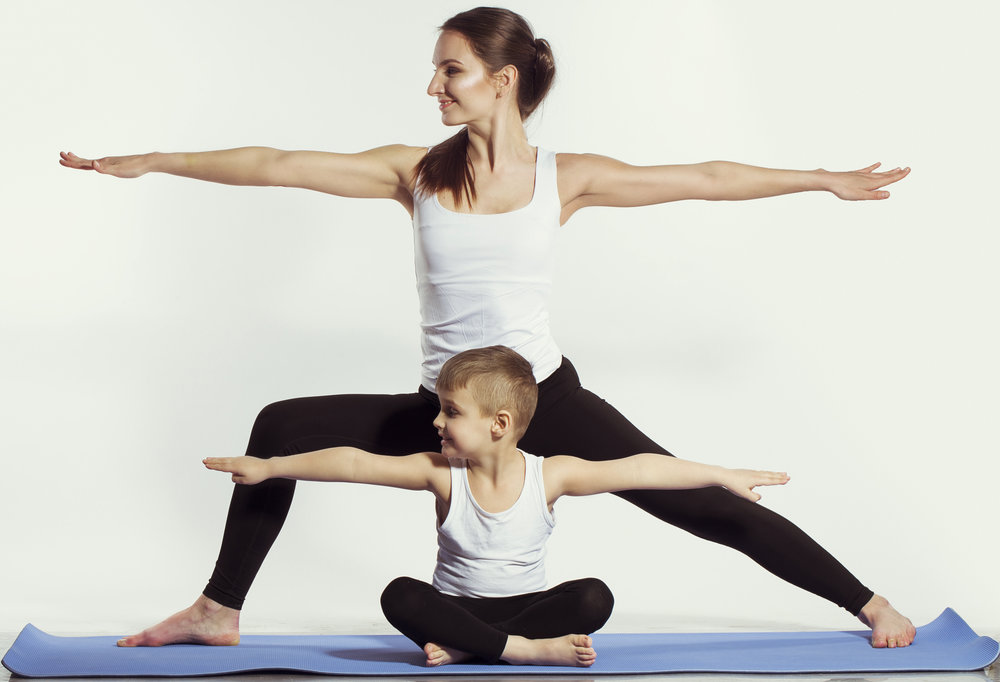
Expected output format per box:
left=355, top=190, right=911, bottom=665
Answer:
left=428, top=31, right=501, bottom=126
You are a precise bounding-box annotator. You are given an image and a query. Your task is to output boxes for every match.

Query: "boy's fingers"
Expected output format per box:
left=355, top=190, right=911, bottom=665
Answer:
left=753, top=471, right=788, bottom=487
left=203, top=457, right=232, bottom=471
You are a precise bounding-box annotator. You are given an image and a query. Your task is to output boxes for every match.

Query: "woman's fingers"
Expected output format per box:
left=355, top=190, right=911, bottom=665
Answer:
left=833, top=165, right=910, bottom=200
left=58, top=151, right=149, bottom=178
left=59, top=151, right=110, bottom=173
left=866, top=167, right=910, bottom=199
left=59, top=151, right=97, bottom=170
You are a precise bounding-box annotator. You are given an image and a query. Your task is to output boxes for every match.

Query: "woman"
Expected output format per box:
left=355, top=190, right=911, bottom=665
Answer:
left=61, top=6, right=914, bottom=650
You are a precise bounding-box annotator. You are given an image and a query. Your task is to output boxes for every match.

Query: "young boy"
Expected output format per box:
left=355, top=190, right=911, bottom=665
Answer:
left=204, top=346, right=789, bottom=668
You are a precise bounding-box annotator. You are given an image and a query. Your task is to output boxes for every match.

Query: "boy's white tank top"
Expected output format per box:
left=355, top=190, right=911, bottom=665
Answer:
left=412, top=147, right=563, bottom=391
left=433, top=451, right=556, bottom=598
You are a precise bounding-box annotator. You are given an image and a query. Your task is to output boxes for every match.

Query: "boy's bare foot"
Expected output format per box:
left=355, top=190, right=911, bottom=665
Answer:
left=117, top=595, right=241, bottom=647
left=858, top=594, right=916, bottom=648
left=423, top=642, right=474, bottom=667
left=500, top=634, right=596, bottom=667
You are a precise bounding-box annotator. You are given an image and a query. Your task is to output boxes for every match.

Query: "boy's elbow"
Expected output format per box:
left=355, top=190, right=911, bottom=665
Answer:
left=634, top=452, right=676, bottom=488
left=341, top=448, right=367, bottom=483
left=620, top=454, right=652, bottom=489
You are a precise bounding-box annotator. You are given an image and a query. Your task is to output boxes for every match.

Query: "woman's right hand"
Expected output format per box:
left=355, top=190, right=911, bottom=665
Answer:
left=59, top=151, right=152, bottom=178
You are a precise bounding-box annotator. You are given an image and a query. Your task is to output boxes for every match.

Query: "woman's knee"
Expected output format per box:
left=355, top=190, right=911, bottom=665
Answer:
left=246, top=396, right=361, bottom=458
left=620, top=486, right=791, bottom=552
left=246, top=399, right=303, bottom=457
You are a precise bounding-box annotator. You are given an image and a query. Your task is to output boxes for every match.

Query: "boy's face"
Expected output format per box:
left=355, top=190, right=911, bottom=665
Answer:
left=433, top=386, right=498, bottom=458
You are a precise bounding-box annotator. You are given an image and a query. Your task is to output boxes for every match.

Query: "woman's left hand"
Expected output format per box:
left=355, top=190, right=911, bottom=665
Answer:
left=825, top=163, right=911, bottom=201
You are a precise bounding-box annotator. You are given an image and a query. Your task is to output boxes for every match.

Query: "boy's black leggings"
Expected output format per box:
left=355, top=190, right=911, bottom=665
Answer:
left=380, top=576, right=614, bottom=662
left=203, top=357, right=874, bottom=616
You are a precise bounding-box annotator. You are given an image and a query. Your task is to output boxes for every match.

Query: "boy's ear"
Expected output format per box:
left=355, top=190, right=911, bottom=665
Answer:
left=492, top=410, right=512, bottom=438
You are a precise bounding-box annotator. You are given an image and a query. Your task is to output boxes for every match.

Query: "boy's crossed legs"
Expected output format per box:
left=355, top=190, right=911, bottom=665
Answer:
left=380, top=576, right=613, bottom=667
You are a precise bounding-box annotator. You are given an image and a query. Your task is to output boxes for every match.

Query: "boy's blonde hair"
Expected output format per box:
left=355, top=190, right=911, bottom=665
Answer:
left=436, top=346, right=538, bottom=439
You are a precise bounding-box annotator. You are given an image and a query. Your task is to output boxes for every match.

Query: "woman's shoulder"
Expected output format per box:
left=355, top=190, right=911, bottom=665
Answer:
left=366, top=144, right=428, bottom=169
left=554, top=152, right=623, bottom=206
left=555, top=151, right=621, bottom=173
left=356, top=145, right=428, bottom=196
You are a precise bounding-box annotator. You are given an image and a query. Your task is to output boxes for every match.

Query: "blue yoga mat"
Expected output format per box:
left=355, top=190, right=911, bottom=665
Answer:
left=3, top=608, right=997, bottom=677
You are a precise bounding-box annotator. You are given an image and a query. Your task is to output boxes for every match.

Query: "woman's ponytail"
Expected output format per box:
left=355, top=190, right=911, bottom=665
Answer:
left=528, top=38, right=555, bottom=118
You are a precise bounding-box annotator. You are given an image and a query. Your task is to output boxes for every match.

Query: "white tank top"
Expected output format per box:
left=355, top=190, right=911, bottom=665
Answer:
left=432, top=451, right=556, bottom=598
left=412, top=147, right=563, bottom=391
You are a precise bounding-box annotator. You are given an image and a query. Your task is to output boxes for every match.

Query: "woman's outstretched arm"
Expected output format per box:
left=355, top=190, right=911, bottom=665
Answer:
left=59, top=145, right=426, bottom=204
left=557, top=153, right=910, bottom=219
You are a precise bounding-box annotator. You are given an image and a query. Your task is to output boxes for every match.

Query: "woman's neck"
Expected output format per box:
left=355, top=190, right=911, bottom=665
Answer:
left=465, top=108, right=532, bottom=171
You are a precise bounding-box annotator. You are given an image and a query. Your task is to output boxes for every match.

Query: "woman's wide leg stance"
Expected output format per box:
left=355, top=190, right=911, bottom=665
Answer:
left=205, top=357, right=872, bottom=615
left=518, top=358, right=874, bottom=616
left=204, top=392, right=441, bottom=609
left=380, top=577, right=614, bottom=662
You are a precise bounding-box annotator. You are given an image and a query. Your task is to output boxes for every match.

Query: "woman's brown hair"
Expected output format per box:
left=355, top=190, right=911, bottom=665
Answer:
left=415, top=7, right=555, bottom=209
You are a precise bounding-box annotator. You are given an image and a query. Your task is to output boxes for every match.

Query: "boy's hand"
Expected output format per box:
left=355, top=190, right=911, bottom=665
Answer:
left=723, top=469, right=790, bottom=502
left=203, top=456, right=271, bottom=485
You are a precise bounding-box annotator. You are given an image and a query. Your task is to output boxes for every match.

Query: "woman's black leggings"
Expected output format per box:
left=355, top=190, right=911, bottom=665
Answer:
left=380, top=577, right=614, bottom=662
left=203, top=357, right=873, bottom=616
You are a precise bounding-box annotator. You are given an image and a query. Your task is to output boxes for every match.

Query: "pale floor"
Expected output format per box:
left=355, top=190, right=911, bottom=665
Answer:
left=2, top=623, right=997, bottom=682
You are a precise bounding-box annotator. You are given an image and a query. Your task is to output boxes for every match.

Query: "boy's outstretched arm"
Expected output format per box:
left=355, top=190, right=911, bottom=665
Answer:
left=203, top=448, right=449, bottom=494
left=544, top=453, right=789, bottom=505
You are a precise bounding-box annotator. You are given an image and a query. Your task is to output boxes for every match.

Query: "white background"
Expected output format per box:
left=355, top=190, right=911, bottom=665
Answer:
left=2, top=1, right=998, bottom=635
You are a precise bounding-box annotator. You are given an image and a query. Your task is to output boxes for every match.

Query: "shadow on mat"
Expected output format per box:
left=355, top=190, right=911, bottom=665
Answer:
left=329, top=647, right=426, bottom=665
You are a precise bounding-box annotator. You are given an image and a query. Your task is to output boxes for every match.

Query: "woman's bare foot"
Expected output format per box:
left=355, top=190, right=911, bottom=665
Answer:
left=858, top=594, right=916, bottom=648
left=500, top=634, right=596, bottom=667
left=117, top=595, right=241, bottom=647
left=424, top=642, right=474, bottom=667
